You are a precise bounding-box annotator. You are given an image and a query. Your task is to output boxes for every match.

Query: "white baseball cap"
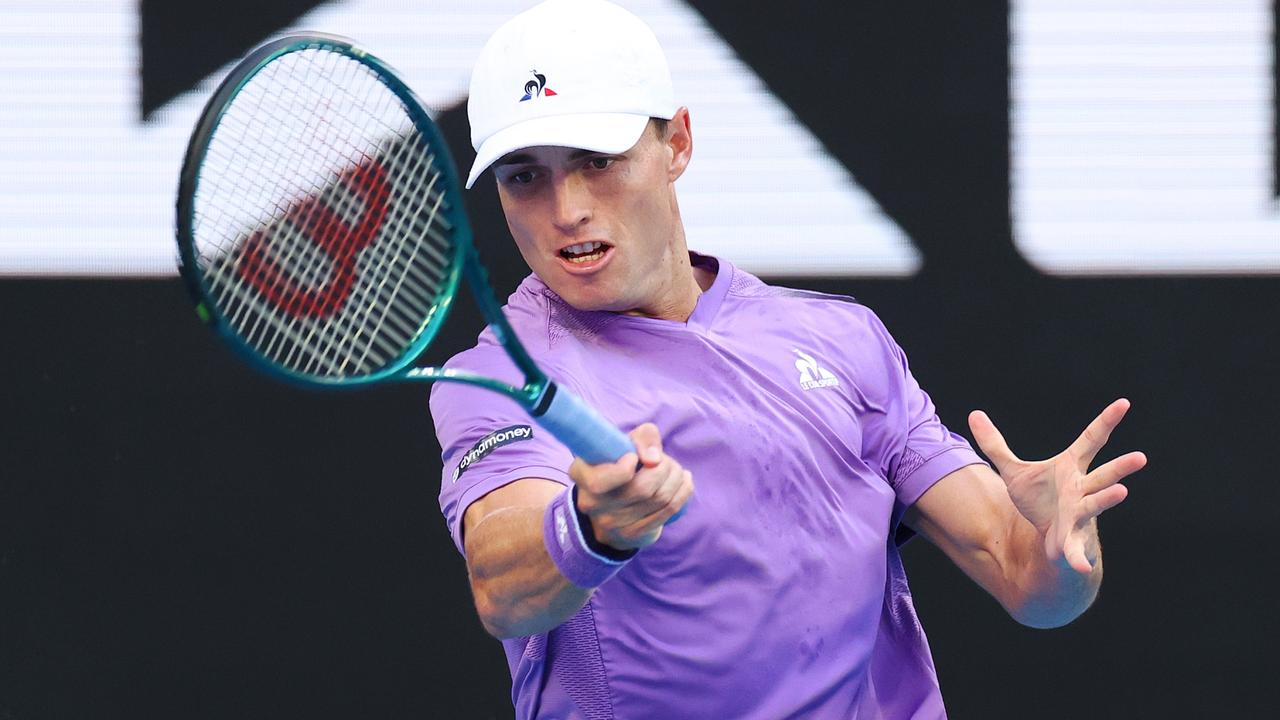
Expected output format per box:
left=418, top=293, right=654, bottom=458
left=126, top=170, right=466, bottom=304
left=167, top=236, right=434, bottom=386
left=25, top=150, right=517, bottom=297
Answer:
left=464, top=0, right=677, bottom=189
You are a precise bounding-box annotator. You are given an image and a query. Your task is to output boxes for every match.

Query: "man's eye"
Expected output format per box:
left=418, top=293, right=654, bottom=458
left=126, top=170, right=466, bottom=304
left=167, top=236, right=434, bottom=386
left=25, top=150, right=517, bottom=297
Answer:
left=510, top=170, right=535, bottom=185
left=588, top=157, right=613, bottom=170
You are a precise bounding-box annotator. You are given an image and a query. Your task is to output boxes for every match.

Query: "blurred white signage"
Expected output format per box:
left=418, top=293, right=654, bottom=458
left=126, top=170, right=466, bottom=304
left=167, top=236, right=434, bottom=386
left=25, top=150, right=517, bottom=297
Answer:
left=0, top=0, right=919, bottom=277
left=1011, top=0, right=1279, bottom=274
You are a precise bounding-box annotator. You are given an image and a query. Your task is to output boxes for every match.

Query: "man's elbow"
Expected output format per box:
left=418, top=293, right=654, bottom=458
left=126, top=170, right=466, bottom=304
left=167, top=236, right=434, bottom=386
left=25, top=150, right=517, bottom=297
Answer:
left=471, top=580, right=563, bottom=639
left=472, top=583, right=524, bottom=639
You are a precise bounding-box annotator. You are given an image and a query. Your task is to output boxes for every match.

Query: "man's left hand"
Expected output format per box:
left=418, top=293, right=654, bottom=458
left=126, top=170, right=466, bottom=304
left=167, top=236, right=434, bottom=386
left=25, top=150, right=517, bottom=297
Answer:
left=968, top=398, right=1148, bottom=575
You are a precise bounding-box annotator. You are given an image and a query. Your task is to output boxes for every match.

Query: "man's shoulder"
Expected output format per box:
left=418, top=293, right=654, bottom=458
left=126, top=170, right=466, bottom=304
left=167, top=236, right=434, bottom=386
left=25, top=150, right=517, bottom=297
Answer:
left=723, top=264, right=880, bottom=325
left=718, top=264, right=903, bottom=370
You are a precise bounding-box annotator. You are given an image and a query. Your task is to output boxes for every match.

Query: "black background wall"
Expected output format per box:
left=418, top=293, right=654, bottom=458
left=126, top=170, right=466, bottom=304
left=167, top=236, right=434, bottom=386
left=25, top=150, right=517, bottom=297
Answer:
left=2, top=2, right=1277, bottom=718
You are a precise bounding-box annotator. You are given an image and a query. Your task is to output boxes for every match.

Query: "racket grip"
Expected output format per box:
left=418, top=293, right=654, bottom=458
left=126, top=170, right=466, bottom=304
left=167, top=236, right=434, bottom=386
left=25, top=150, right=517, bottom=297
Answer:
left=533, top=383, right=635, bottom=464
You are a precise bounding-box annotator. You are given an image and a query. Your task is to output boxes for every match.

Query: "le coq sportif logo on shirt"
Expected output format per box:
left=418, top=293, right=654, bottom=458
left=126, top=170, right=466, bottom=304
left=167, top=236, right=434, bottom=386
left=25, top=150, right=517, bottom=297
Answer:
left=794, top=349, right=840, bottom=391
left=519, top=70, right=557, bottom=102
left=452, top=425, right=534, bottom=482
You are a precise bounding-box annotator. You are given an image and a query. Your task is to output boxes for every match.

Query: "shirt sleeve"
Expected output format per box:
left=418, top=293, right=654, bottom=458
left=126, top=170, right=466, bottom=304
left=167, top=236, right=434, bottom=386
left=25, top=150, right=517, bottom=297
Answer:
left=429, top=346, right=574, bottom=555
left=863, top=310, right=987, bottom=511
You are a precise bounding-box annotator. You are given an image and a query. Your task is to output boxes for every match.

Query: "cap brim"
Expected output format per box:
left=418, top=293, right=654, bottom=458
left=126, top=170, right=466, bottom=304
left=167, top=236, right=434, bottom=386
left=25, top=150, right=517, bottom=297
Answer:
left=465, top=112, right=651, bottom=189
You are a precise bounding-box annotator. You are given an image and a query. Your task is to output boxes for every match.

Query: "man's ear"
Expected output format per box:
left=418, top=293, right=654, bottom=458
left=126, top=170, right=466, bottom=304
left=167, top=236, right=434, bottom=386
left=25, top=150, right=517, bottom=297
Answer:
left=667, top=107, right=692, bottom=182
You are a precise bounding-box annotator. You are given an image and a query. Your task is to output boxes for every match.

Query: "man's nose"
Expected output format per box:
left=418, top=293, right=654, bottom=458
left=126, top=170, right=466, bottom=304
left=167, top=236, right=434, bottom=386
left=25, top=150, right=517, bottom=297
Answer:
left=550, top=173, right=592, bottom=232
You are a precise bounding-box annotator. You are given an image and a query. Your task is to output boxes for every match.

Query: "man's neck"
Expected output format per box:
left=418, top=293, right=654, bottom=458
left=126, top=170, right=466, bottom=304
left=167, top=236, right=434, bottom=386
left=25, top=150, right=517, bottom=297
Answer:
left=622, top=252, right=716, bottom=323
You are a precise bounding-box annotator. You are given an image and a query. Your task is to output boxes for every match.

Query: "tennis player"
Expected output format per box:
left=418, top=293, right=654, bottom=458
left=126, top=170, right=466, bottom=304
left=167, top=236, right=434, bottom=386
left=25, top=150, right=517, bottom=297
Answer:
left=432, top=1, right=1147, bottom=717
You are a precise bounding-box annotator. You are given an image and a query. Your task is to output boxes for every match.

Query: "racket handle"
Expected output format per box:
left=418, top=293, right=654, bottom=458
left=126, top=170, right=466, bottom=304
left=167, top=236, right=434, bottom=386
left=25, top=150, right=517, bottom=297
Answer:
left=533, top=383, right=635, bottom=464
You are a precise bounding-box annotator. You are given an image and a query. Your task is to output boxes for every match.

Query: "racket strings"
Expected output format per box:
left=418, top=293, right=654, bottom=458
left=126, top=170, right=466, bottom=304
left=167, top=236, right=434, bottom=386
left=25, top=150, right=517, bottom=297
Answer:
left=202, top=52, right=391, bottom=368
left=296, top=139, right=443, bottom=376
left=191, top=46, right=456, bottom=379
left=202, top=53, right=357, bottom=346
left=293, top=62, right=454, bottom=375
left=344, top=160, right=448, bottom=374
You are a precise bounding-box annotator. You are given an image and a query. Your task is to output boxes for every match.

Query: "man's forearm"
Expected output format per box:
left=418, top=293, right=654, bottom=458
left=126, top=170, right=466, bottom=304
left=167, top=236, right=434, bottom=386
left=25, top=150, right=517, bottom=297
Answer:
left=1007, top=517, right=1104, bottom=629
left=466, top=504, right=593, bottom=639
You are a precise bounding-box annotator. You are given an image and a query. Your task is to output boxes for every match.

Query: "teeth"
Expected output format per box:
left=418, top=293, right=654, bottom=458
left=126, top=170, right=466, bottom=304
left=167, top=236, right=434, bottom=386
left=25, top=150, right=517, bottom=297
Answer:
left=563, top=241, right=602, bottom=255
left=561, top=241, right=605, bottom=259
left=567, top=249, right=605, bottom=263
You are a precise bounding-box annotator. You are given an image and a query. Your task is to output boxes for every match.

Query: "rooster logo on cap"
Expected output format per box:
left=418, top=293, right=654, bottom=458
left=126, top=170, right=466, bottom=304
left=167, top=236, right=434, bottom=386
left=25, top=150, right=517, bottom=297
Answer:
left=519, top=70, right=558, bottom=101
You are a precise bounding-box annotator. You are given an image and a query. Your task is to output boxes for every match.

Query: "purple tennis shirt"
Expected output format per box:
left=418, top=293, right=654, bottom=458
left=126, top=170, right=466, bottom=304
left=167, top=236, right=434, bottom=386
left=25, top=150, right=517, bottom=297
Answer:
left=431, top=254, right=985, bottom=719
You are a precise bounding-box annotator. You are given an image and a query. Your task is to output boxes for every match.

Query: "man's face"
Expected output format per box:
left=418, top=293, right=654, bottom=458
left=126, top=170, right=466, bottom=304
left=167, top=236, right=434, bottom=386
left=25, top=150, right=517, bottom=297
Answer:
left=492, top=111, right=692, bottom=315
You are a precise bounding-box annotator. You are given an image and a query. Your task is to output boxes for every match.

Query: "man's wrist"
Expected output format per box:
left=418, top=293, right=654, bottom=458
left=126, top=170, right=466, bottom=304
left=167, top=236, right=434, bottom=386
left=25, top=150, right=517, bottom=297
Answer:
left=542, top=486, right=636, bottom=589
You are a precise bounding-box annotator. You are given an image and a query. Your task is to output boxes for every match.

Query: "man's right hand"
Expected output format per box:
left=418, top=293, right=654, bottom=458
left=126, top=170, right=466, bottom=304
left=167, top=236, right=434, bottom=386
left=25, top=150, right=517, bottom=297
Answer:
left=569, top=423, right=694, bottom=552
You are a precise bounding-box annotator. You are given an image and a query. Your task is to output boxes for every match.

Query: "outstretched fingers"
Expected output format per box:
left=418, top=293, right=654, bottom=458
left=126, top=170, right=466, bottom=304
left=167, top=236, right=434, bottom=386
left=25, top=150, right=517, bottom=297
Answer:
left=1081, top=451, right=1147, bottom=495
left=968, top=410, right=1021, bottom=476
left=1079, top=483, right=1130, bottom=523
left=1067, top=398, right=1131, bottom=469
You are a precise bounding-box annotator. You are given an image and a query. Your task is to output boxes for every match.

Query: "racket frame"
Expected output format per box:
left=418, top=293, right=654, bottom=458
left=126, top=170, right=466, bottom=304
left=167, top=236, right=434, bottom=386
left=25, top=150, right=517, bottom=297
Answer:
left=175, top=33, right=551, bottom=411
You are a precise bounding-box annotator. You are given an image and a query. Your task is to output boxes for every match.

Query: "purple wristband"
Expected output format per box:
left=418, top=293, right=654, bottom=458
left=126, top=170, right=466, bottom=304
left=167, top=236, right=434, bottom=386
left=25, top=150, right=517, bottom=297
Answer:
left=543, top=487, right=630, bottom=588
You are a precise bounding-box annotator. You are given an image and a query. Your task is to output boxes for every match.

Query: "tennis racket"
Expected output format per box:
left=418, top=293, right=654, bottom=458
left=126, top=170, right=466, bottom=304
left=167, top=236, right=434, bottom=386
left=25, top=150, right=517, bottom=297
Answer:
left=175, top=32, right=635, bottom=465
